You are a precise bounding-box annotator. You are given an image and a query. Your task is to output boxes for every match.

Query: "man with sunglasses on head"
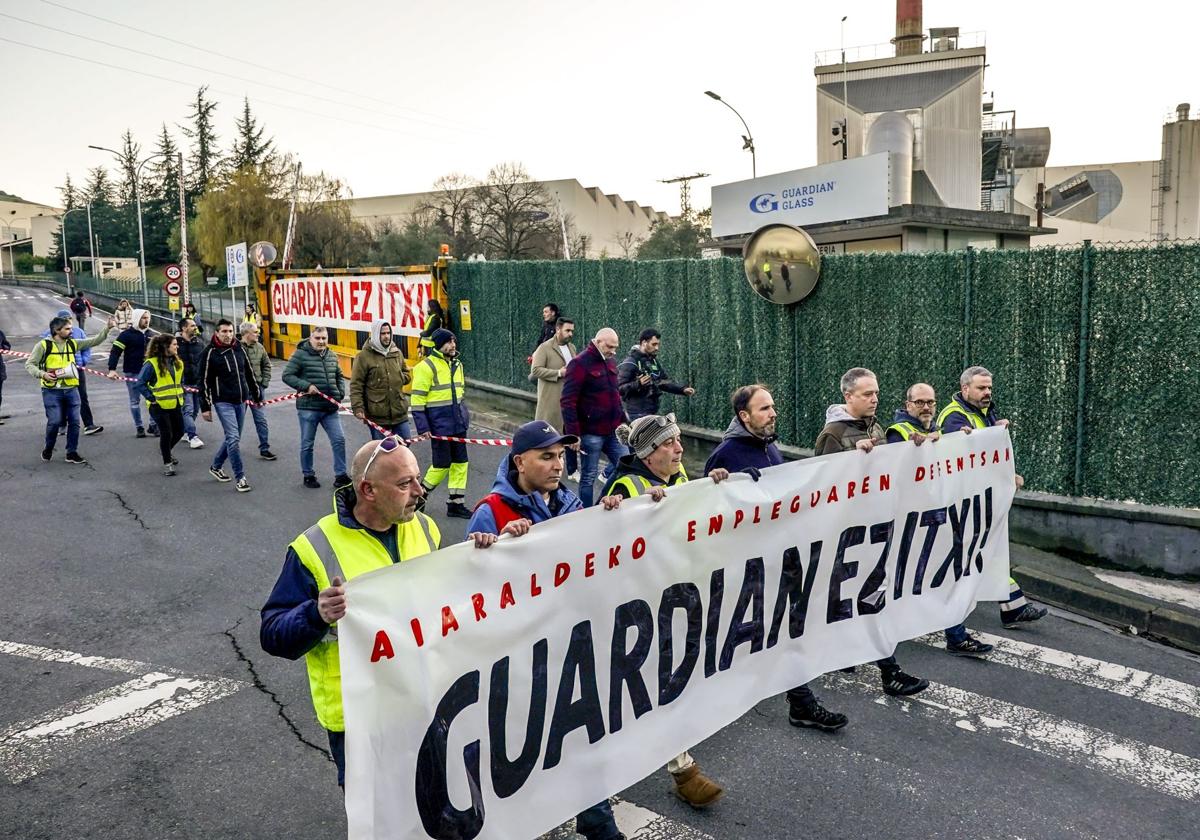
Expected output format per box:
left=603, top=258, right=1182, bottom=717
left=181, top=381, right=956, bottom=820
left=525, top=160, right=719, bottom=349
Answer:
left=260, top=436, right=442, bottom=788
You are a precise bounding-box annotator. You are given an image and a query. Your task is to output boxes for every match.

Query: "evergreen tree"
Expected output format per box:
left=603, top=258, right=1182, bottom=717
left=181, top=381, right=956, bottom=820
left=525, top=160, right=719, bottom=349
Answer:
left=181, top=86, right=222, bottom=194
left=145, top=124, right=184, bottom=266
left=148, top=123, right=182, bottom=204
left=116, top=129, right=141, bottom=207
left=84, top=167, right=115, bottom=206
left=229, top=97, right=275, bottom=173
left=59, top=173, right=79, bottom=210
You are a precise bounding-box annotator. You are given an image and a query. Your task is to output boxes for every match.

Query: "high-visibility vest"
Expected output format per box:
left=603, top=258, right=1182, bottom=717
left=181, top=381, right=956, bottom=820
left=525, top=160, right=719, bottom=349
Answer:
left=147, top=357, right=185, bottom=409
left=410, top=352, right=464, bottom=411
left=937, top=397, right=989, bottom=430
left=288, top=510, right=440, bottom=732
left=38, top=338, right=79, bottom=389
left=419, top=314, right=439, bottom=349
left=887, top=420, right=937, bottom=440
left=610, top=464, right=689, bottom=498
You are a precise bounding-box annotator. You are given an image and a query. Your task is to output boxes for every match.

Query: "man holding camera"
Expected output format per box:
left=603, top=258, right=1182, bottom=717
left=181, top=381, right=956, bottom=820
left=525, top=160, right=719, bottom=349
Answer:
left=617, top=328, right=695, bottom=421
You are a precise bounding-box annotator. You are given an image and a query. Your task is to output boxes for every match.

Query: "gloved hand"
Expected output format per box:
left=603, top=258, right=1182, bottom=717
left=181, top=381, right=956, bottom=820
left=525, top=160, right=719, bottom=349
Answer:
left=741, top=466, right=762, bottom=482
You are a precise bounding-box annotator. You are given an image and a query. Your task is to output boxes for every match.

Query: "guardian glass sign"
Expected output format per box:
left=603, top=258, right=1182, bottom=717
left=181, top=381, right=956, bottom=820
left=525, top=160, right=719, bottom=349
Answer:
left=711, top=153, right=890, bottom=238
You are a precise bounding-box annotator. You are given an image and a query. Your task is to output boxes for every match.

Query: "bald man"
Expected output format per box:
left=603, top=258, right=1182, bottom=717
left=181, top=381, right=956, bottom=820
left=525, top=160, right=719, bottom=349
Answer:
left=260, top=438, right=442, bottom=787
left=560, top=327, right=629, bottom=506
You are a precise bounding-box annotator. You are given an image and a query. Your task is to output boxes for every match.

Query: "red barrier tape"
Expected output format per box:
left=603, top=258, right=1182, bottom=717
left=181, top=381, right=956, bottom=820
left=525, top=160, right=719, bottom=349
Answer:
left=2, top=348, right=513, bottom=446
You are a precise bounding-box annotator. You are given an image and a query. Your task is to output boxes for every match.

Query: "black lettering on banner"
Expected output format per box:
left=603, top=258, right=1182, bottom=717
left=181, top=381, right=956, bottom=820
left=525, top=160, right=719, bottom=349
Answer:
left=857, top=521, right=895, bottom=615
left=827, top=526, right=865, bottom=622
left=766, top=543, right=821, bottom=647
left=962, top=494, right=982, bottom=578
left=891, top=512, right=919, bottom=601
left=718, top=557, right=766, bottom=671
left=488, top=639, right=548, bottom=799
left=704, top=568, right=725, bottom=677
left=975, top=487, right=993, bottom=572
left=911, top=508, right=948, bottom=596
left=415, top=670, right=486, bottom=840
left=543, top=621, right=605, bottom=770
left=657, top=583, right=703, bottom=705
left=608, top=600, right=654, bottom=732
left=931, top=498, right=970, bottom=589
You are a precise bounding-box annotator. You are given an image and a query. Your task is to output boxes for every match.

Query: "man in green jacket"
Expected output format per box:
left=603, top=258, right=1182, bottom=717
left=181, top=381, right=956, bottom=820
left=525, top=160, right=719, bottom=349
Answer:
left=282, top=327, right=349, bottom=490
left=350, top=319, right=413, bottom=441
left=240, top=321, right=276, bottom=461
left=26, top=314, right=114, bottom=464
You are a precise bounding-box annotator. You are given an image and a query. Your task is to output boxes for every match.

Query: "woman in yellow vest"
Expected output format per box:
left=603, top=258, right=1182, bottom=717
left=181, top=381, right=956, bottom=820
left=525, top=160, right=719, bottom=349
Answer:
left=134, top=333, right=187, bottom=476
left=418, top=298, right=444, bottom=355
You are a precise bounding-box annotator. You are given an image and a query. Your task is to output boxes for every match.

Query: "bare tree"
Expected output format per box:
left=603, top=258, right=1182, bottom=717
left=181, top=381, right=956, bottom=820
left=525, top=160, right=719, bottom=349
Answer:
left=614, top=230, right=643, bottom=258
left=471, top=162, right=559, bottom=260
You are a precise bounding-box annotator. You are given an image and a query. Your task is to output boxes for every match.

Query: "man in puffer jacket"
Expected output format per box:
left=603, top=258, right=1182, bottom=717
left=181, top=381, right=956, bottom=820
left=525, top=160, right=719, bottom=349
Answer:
left=107, top=308, right=157, bottom=437
left=282, top=327, right=348, bottom=490
left=198, top=318, right=259, bottom=492
left=350, top=318, right=413, bottom=441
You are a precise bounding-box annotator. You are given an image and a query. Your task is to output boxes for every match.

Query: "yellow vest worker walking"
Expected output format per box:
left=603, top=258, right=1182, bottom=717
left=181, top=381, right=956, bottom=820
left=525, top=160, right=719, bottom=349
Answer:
left=133, top=334, right=189, bottom=476
left=411, top=328, right=472, bottom=519
left=260, top=438, right=441, bottom=787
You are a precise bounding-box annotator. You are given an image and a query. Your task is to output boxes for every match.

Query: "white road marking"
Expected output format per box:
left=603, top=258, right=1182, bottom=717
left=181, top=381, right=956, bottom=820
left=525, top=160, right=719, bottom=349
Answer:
left=1092, top=570, right=1200, bottom=612
left=916, top=630, right=1200, bottom=719
left=538, top=798, right=714, bottom=840
left=0, top=639, right=244, bottom=784
left=829, top=670, right=1200, bottom=801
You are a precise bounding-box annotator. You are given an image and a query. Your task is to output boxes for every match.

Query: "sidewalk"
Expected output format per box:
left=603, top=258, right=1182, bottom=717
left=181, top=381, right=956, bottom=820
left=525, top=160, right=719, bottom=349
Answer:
left=471, top=403, right=1200, bottom=655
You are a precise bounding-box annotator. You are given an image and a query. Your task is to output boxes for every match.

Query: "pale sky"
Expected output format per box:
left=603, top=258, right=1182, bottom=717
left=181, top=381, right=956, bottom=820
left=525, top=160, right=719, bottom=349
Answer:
left=1, top=0, right=1195, bottom=215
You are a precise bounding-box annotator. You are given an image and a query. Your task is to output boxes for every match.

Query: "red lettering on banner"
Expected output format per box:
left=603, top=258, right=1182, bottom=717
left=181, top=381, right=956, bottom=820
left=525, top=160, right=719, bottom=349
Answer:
left=409, top=618, right=424, bottom=648
left=862, top=475, right=871, bottom=494
left=441, top=605, right=459, bottom=636
left=915, top=466, right=926, bottom=482
left=734, top=509, right=745, bottom=528
left=471, top=593, right=487, bottom=621
left=332, top=281, right=346, bottom=320
left=957, top=456, right=965, bottom=472
left=992, top=449, right=1000, bottom=464
left=632, top=537, right=646, bottom=559
left=499, top=582, right=516, bottom=609
left=709, top=514, right=724, bottom=535
left=399, top=283, right=417, bottom=328
left=810, top=491, right=821, bottom=507
left=271, top=285, right=284, bottom=317
left=296, top=282, right=307, bottom=315
left=608, top=545, right=621, bottom=569
left=530, top=573, right=543, bottom=597
left=790, top=495, right=801, bottom=513
left=687, top=520, right=697, bottom=542
left=321, top=285, right=334, bottom=318
left=1006, top=447, right=1012, bottom=461
left=584, top=554, right=595, bottom=577
left=554, top=562, right=570, bottom=587
left=847, top=480, right=857, bottom=499
left=370, top=630, right=395, bottom=662
left=826, top=485, right=839, bottom=504
left=753, top=505, right=762, bottom=524
left=879, top=473, right=891, bottom=491
left=385, top=282, right=402, bottom=325
left=771, top=500, right=782, bottom=520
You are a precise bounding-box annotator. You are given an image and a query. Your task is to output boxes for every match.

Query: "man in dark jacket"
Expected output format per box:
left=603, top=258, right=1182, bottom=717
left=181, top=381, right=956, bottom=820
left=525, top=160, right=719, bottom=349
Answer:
left=812, top=367, right=930, bottom=698
left=704, top=384, right=850, bottom=733
left=617, top=328, right=695, bottom=421
left=282, top=327, right=349, bottom=490
left=0, top=327, right=8, bottom=424
left=107, top=308, right=157, bottom=437
left=198, top=318, right=258, bottom=492
left=560, top=327, right=628, bottom=507
left=530, top=302, right=559, bottom=356
left=176, top=318, right=206, bottom=448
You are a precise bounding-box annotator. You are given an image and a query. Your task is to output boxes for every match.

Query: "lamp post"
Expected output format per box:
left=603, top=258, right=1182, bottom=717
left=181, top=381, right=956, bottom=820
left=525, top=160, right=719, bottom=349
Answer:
left=88, top=145, right=166, bottom=306
left=0, top=218, right=13, bottom=279
left=704, top=90, right=756, bottom=178
left=58, top=207, right=87, bottom=294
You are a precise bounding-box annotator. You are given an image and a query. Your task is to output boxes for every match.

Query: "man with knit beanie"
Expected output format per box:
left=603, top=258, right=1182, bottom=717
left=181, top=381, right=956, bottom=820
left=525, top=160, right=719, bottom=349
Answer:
left=597, top=412, right=730, bottom=809
left=411, top=328, right=472, bottom=518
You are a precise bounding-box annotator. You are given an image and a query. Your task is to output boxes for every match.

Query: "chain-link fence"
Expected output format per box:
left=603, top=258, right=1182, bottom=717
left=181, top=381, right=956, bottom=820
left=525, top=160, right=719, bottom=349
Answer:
left=447, top=241, right=1200, bottom=508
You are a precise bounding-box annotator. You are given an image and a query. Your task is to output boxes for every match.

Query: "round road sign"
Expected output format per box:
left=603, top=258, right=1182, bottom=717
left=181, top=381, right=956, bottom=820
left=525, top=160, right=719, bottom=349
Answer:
left=164, top=279, right=183, bottom=297
left=164, top=264, right=183, bottom=281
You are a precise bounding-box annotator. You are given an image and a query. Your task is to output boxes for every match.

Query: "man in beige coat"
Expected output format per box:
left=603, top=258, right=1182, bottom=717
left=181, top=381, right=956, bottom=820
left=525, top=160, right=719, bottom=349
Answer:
left=529, top=315, right=577, bottom=476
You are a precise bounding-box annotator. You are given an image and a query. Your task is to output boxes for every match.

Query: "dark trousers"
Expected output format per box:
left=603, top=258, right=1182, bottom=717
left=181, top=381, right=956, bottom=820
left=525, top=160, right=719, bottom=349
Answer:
left=328, top=729, right=346, bottom=787
left=150, top=405, right=185, bottom=465
left=787, top=656, right=899, bottom=709
left=0, top=376, right=4, bottom=414
left=575, top=800, right=621, bottom=840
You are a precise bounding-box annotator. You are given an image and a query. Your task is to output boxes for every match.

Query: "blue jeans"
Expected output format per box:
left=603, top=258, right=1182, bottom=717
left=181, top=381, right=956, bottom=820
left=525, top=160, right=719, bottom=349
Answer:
left=369, top=419, right=414, bottom=441
left=249, top=403, right=270, bottom=452
left=945, top=623, right=969, bottom=644
left=125, top=380, right=145, bottom=429
left=298, top=409, right=347, bottom=477
left=42, top=388, right=80, bottom=453
left=211, top=402, right=246, bottom=479
left=575, top=801, right=621, bottom=840
left=578, top=431, right=628, bottom=507
left=182, top=390, right=201, bottom=439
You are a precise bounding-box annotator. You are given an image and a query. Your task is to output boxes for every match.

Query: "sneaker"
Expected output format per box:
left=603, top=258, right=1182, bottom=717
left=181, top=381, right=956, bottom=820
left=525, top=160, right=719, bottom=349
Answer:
left=259, top=449, right=278, bottom=461
left=789, top=701, right=849, bottom=732
left=881, top=669, right=930, bottom=697
left=947, top=636, right=994, bottom=657
left=84, top=425, right=103, bottom=435
left=209, top=466, right=231, bottom=482
left=170, top=457, right=179, bottom=465
left=163, top=463, right=176, bottom=477
left=64, top=452, right=88, bottom=465
left=236, top=477, right=251, bottom=493
left=57, top=427, right=66, bottom=436
left=188, top=436, right=205, bottom=449
left=1002, top=603, right=1048, bottom=628
left=334, top=473, right=352, bottom=487
left=136, top=426, right=146, bottom=438
left=670, top=764, right=724, bottom=809
left=148, top=426, right=160, bottom=437
left=566, top=471, right=580, bottom=482
left=41, top=447, right=53, bottom=462
left=446, top=501, right=472, bottom=519
left=303, top=475, right=321, bottom=489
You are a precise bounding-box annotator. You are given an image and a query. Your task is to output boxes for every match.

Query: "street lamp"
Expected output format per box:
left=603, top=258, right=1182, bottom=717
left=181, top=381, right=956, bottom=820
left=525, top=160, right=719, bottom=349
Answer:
left=704, top=90, right=756, bottom=178
left=58, top=206, right=88, bottom=294
left=88, top=145, right=166, bottom=306
left=0, top=216, right=14, bottom=279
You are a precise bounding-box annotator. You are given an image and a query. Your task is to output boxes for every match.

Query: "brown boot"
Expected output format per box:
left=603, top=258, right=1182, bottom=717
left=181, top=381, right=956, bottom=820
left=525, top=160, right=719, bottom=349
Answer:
left=671, top=763, right=724, bottom=808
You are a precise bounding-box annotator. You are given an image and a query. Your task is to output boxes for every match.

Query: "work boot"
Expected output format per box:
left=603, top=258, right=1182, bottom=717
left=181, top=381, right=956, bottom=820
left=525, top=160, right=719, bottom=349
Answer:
left=1002, top=603, right=1048, bottom=628
left=947, top=635, right=994, bottom=657
left=670, top=764, right=724, bottom=809
left=789, top=700, right=849, bottom=732
left=881, top=668, right=929, bottom=697
left=446, top=501, right=472, bottom=519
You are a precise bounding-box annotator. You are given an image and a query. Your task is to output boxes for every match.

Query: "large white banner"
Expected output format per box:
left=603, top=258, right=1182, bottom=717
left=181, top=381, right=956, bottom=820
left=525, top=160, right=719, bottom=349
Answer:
left=341, top=428, right=1015, bottom=839
left=269, top=274, right=432, bottom=336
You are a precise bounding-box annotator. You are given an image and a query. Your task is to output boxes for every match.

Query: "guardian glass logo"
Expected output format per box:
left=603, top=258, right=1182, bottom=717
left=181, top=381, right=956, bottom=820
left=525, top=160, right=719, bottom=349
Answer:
left=749, top=193, right=779, bottom=213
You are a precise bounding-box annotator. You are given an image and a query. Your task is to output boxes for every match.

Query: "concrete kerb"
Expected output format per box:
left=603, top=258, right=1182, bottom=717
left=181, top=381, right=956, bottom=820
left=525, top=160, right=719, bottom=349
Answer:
left=468, top=379, right=1200, bottom=654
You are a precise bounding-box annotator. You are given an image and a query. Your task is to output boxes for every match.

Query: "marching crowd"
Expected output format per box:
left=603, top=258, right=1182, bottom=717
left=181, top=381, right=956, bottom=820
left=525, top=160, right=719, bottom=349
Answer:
left=5, top=294, right=1045, bottom=840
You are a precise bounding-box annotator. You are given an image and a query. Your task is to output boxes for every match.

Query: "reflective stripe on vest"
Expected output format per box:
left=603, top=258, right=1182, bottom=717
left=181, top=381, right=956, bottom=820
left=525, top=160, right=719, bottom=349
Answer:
left=289, top=510, right=439, bottom=732
left=887, top=420, right=930, bottom=440
left=147, top=358, right=185, bottom=409
left=39, top=338, right=79, bottom=388
left=419, top=314, right=437, bottom=348
left=611, top=465, right=689, bottom=497
left=937, top=398, right=988, bottom=430
left=413, top=355, right=463, bottom=408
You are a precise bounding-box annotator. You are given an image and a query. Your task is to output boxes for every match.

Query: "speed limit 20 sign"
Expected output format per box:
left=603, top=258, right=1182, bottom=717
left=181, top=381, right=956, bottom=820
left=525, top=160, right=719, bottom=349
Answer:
left=164, top=264, right=183, bottom=281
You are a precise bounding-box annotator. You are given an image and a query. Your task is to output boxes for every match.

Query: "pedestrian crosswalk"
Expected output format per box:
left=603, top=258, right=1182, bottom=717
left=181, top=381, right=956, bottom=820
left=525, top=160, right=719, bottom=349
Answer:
left=0, top=292, right=56, bottom=300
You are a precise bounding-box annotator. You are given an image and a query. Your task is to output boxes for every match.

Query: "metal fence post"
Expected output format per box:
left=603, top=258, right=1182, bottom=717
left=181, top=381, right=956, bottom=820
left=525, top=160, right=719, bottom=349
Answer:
left=962, top=246, right=975, bottom=369
left=1072, top=239, right=1094, bottom=496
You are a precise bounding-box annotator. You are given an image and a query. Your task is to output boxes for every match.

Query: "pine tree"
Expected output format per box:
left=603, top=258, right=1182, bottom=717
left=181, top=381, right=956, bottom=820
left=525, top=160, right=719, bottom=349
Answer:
left=148, top=123, right=182, bottom=203
left=181, top=86, right=222, bottom=194
left=116, top=129, right=142, bottom=207
left=84, top=167, right=115, bottom=206
left=59, top=173, right=79, bottom=210
left=229, top=97, right=275, bottom=173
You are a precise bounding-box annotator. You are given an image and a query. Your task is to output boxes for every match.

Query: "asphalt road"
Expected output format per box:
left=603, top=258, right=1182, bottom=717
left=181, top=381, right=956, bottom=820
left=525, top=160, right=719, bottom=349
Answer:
left=2, top=288, right=1199, bottom=840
